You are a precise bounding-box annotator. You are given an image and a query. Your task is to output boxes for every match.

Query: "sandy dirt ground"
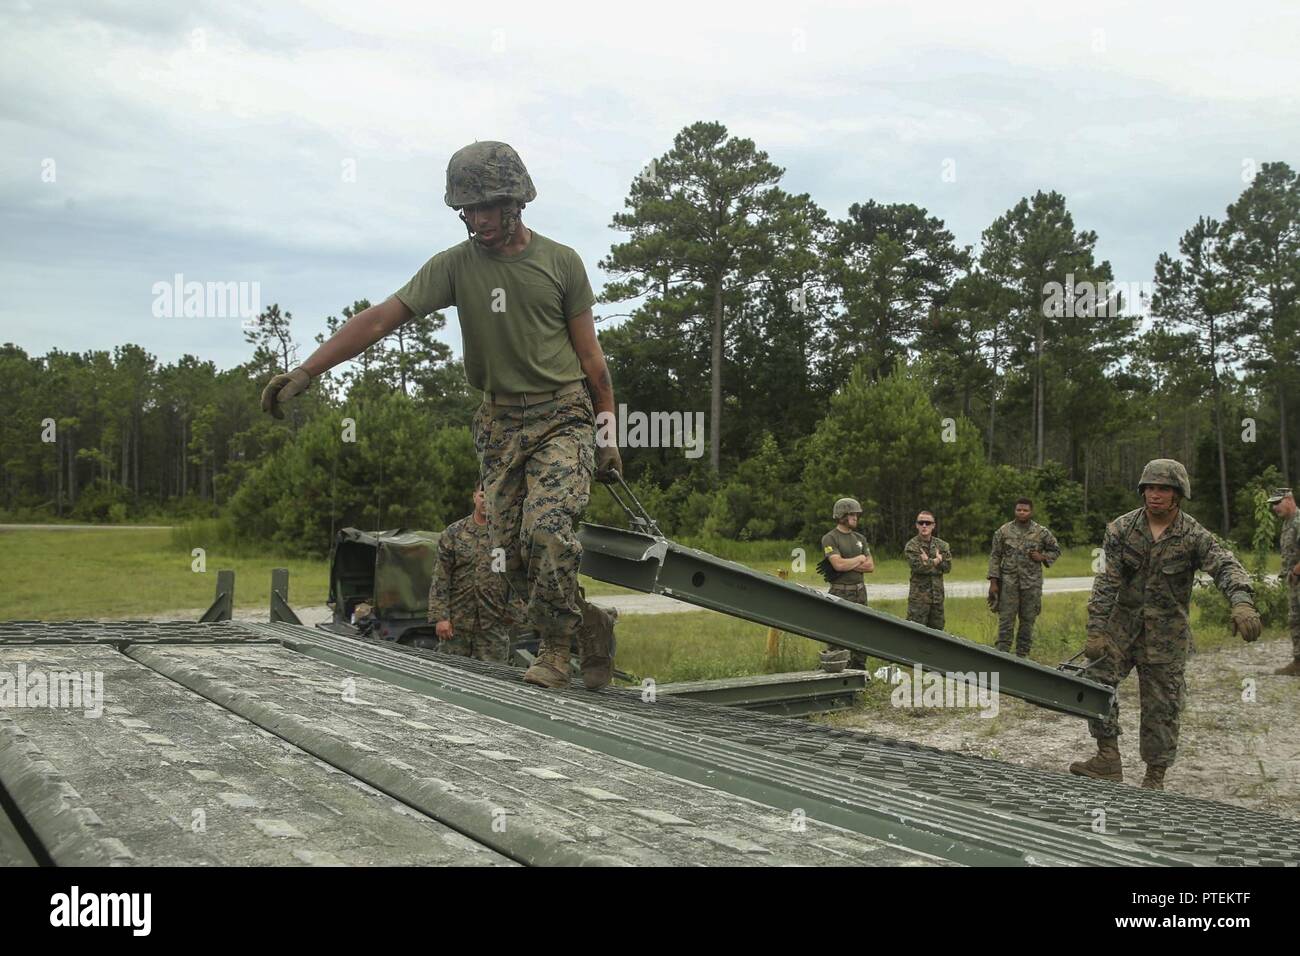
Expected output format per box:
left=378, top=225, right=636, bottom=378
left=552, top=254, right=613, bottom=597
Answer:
left=831, top=637, right=1300, bottom=820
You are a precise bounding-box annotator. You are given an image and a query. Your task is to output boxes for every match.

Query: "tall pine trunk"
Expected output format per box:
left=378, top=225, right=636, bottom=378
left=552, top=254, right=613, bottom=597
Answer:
left=1278, top=381, right=1292, bottom=486
left=710, top=280, right=723, bottom=472
left=1213, top=373, right=1230, bottom=535
left=1034, top=316, right=1045, bottom=467
left=55, top=435, right=63, bottom=517
left=67, top=427, right=77, bottom=506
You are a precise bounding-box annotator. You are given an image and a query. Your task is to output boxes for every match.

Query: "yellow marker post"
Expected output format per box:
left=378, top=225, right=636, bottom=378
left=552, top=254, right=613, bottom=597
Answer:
left=765, top=569, right=787, bottom=662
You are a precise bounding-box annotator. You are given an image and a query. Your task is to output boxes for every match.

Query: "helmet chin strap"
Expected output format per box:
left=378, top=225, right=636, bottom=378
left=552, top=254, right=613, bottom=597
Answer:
left=460, top=201, right=524, bottom=248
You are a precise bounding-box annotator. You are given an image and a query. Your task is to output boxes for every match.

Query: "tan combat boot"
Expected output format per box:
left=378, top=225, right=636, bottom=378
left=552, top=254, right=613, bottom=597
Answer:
left=1274, top=657, right=1300, bottom=676
left=522, top=635, right=572, bottom=689
left=1141, top=765, right=1166, bottom=790
left=577, top=602, right=618, bottom=691
left=1068, top=737, right=1123, bottom=782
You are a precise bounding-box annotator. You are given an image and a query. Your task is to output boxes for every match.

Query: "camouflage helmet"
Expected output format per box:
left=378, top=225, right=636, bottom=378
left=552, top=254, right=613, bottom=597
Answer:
left=833, top=497, right=863, bottom=520
left=444, top=141, right=536, bottom=208
left=1138, top=458, right=1191, bottom=499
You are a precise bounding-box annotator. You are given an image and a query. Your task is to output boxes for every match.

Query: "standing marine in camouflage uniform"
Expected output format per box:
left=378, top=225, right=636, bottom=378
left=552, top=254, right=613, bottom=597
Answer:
left=1269, top=487, right=1300, bottom=676
left=820, top=497, right=873, bottom=671
left=428, top=483, right=526, bottom=662
left=904, top=511, right=951, bottom=630
left=1069, top=459, right=1261, bottom=791
left=261, top=141, right=619, bottom=690
left=986, top=498, right=1060, bottom=657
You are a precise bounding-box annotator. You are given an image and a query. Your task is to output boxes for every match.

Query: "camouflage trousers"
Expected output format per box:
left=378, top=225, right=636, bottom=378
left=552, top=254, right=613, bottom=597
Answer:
left=828, top=582, right=868, bottom=670
left=1289, top=583, right=1300, bottom=657
left=996, top=584, right=1041, bottom=656
left=1086, top=633, right=1187, bottom=769
left=472, top=389, right=595, bottom=646
left=440, top=627, right=510, bottom=663
left=906, top=587, right=945, bottom=630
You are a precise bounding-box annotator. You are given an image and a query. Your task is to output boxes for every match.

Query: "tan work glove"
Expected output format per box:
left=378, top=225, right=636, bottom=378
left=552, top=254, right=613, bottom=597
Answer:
left=1083, top=632, right=1110, bottom=661
left=595, top=444, right=624, bottom=484
left=987, top=579, right=999, bottom=613
left=261, top=366, right=312, bottom=419
left=1231, top=603, right=1261, bottom=643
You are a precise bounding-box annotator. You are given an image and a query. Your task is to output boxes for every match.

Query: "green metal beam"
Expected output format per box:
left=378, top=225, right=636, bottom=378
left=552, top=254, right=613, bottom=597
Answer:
left=656, top=670, right=866, bottom=714
left=577, top=523, right=1113, bottom=721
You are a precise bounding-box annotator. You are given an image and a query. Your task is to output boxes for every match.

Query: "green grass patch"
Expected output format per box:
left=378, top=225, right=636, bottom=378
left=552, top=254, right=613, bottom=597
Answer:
left=613, top=590, right=1286, bottom=690
left=0, top=528, right=331, bottom=619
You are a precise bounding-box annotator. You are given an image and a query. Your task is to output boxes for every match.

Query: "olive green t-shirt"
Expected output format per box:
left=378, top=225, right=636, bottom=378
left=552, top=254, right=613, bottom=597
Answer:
left=393, top=232, right=596, bottom=393
left=821, top=528, right=870, bottom=586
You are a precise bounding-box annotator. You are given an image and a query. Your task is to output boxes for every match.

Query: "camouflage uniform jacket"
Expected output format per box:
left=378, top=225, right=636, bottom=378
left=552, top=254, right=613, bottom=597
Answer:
left=1087, top=507, right=1254, bottom=663
left=904, top=535, right=952, bottom=599
left=428, top=515, right=519, bottom=632
left=1281, top=512, right=1300, bottom=586
left=987, top=520, right=1060, bottom=587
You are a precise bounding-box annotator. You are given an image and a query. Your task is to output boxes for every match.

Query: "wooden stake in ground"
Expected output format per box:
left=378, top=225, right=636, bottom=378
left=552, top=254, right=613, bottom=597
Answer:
left=766, top=569, right=787, bottom=661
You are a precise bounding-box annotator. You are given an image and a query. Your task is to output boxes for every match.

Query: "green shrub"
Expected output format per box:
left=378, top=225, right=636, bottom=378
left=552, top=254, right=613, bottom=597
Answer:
left=69, top=479, right=129, bottom=522
left=1192, top=576, right=1289, bottom=630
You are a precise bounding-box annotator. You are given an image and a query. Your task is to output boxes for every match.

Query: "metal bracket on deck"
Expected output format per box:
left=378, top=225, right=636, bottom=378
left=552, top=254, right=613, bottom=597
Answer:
left=199, top=569, right=235, bottom=622
left=270, top=568, right=303, bottom=625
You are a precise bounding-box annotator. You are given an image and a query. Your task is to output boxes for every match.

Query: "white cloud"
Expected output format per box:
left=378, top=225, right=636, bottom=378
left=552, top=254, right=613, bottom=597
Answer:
left=1, top=0, right=1296, bottom=369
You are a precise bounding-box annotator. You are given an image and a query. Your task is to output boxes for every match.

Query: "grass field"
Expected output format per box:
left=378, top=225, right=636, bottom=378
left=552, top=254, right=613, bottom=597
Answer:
left=0, top=527, right=334, bottom=619
left=3, top=526, right=1287, bottom=722
left=0, top=525, right=1097, bottom=618
left=611, top=592, right=1282, bottom=687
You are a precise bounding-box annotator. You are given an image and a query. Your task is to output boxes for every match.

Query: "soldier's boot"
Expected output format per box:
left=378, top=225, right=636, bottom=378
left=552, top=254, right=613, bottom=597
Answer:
left=522, top=635, right=571, bottom=689
left=1068, top=737, right=1123, bottom=782
left=577, top=602, right=618, bottom=691
left=1273, top=657, right=1300, bottom=676
left=1140, top=765, right=1166, bottom=791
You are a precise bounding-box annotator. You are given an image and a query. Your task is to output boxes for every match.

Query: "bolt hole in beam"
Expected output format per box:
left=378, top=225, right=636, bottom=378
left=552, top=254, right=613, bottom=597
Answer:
left=692, top=572, right=706, bottom=587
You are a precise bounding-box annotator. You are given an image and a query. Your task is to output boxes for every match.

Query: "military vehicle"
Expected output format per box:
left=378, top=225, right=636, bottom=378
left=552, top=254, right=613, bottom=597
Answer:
left=320, top=526, right=538, bottom=660
left=320, top=527, right=442, bottom=647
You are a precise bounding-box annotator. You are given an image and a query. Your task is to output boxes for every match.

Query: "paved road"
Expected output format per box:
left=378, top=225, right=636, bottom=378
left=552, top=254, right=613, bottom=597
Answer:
left=590, top=576, right=1098, bottom=615
left=139, top=576, right=1100, bottom=624
left=0, top=523, right=174, bottom=531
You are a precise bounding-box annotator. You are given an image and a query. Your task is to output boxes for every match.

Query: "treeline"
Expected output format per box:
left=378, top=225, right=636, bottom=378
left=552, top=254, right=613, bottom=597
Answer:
left=1, top=121, right=1295, bottom=556
left=0, top=305, right=478, bottom=540
left=595, top=123, right=1296, bottom=550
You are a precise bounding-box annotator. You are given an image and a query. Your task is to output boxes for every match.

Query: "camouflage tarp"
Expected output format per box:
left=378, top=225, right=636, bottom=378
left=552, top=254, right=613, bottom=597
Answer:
left=329, top=528, right=441, bottom=621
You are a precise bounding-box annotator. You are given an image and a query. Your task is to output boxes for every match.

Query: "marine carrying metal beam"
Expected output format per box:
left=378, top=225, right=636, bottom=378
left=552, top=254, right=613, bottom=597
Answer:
left=577, top=523, right=1113, bottom=721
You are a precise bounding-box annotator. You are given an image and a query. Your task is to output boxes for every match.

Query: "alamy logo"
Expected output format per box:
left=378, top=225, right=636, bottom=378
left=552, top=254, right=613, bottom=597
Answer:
left=1041, top=274, right=1155, bottom=318
left=0, top=665, right=103, bottom=718
left=50, top=886, right=151, bottom=936
left=594, top=405, right=705, bottom=459
left=151, top=273, right=261, bottom=325
left=889, top=664, right=1000, bottom=718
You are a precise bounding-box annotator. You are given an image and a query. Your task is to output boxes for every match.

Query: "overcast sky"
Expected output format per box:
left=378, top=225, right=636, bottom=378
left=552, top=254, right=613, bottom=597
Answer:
left=2, top=0, right=1297, bottom=372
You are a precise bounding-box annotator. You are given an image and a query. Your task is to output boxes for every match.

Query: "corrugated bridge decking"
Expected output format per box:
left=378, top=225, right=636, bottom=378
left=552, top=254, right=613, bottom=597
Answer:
left=0, top=645, right=513, bottom=867
left=3, top=619, right=1300, bottom=866
left=0, top=623, right=934, bottom=867
left=247, top=622, right=1300, bottom=867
